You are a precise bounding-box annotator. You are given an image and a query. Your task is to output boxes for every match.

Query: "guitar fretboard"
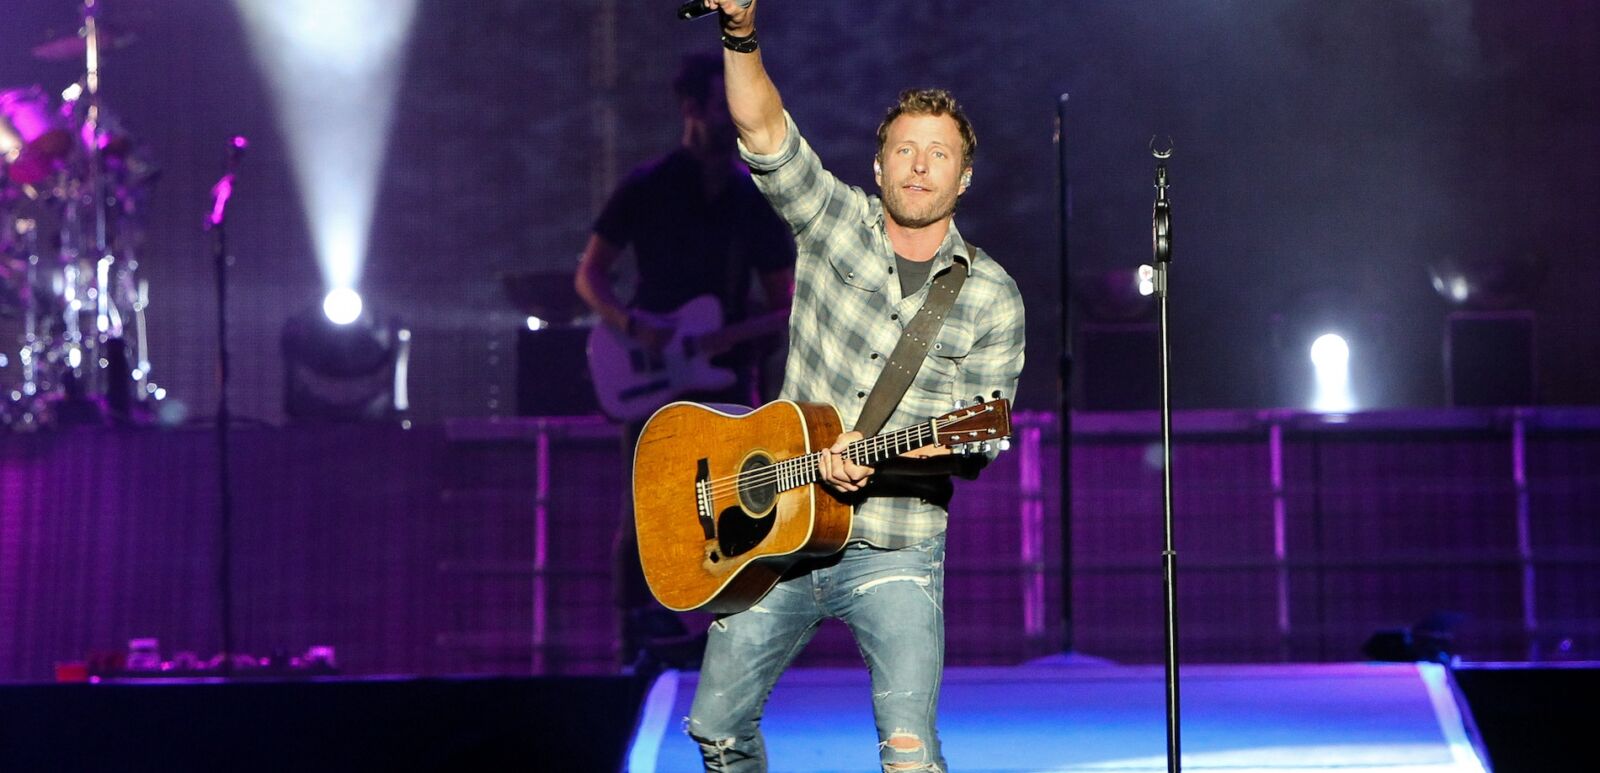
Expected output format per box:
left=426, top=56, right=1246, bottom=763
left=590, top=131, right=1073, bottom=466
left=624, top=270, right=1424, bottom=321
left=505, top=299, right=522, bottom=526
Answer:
left=767, top=420, right=940, bottom=492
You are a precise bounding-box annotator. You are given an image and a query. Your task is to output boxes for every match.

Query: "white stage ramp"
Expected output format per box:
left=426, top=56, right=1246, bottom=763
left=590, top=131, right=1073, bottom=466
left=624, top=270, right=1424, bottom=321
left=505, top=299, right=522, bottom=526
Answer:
left=628, top=663, right=1490, bottom=773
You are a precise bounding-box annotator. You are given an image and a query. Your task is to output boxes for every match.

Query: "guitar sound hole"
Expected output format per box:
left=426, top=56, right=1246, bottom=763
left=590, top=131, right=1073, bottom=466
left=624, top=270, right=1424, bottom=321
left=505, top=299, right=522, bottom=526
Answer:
left=716, top=452, right=779, bottom=560
left=738, top=455, right=777, bottom=516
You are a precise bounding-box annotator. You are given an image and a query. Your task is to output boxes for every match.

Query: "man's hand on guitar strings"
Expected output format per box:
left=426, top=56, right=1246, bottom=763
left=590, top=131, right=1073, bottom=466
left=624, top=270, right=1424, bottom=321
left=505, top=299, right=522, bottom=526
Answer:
left=819, top=431, right=873, bottom=493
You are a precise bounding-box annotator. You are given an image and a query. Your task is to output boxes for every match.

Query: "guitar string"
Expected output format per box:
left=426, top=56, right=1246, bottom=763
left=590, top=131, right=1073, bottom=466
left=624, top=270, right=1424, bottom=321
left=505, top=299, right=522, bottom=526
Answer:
left=700, top=422, right=939, bottom=498
left=699, top=420, right=943, bottom=496
left=708, top=418, right=940, bottom=485
left=698, top=408, right=1002, bottom=497
left=700, top=413, right=993, bottom=498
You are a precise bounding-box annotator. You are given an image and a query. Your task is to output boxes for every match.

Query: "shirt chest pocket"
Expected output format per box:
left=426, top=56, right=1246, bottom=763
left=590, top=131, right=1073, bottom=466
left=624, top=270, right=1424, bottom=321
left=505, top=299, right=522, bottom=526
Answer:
left=915, top=320, right=976, bottom=391
left=827, top=243, right=887, bottom=292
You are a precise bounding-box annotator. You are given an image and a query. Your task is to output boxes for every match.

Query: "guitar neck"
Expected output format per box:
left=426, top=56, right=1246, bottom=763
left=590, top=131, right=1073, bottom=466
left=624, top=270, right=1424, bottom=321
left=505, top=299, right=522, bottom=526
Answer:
left=773, top=419, right=940, bottom=492
left=694, top=309, right=789, bottom=356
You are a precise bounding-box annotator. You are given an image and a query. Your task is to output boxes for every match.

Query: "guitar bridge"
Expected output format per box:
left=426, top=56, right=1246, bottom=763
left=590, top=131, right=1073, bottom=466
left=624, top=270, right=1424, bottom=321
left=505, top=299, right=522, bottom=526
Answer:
left=695, top=458, right=716, bottom=540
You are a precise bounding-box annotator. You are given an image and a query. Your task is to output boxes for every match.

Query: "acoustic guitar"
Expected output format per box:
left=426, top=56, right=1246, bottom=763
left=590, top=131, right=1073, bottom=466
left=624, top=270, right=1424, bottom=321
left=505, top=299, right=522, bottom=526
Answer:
left=634, top=398, right=1012, bottom=613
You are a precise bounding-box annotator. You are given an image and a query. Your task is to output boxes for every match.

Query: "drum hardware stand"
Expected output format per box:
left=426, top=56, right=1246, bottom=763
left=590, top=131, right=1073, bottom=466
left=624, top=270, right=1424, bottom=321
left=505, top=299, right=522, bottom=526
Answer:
left=1150, top=138, right=1182, bottom=773
left=83, top=0, right=125, bottom=410
left=133, top=277, right=150, bottom=395
left=20, top=219, right=44, bottom=407
left=206, top=136, right=246, bottom=673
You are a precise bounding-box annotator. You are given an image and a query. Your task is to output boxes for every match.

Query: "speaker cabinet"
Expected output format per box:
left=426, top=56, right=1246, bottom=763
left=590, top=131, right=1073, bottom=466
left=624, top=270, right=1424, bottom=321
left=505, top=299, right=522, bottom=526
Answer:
left=516, top=326, right=600, bottom=416
left=1446, top=311, right=1535, bottom=407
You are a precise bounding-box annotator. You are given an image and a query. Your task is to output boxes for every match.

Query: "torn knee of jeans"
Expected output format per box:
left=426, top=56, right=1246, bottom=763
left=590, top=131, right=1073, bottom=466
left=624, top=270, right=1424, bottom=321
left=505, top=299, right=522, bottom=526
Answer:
left=685, top=723, right=736, bottom=751
left=691, top=733, right=736, bottom=751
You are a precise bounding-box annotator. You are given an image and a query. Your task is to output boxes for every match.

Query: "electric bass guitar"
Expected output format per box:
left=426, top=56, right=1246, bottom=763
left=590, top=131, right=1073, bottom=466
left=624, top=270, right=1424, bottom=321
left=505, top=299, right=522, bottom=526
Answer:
left=634, top=398, right=1012, bottom=613
left=586, top=295, right=784, bottom=422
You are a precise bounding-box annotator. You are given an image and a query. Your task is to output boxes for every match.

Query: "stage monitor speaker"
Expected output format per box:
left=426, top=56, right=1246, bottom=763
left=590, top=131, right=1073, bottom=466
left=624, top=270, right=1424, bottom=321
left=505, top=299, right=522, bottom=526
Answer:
left=1445, top=311, right=1534, bottom=407
left=516, top=326, right=600, bottom=416
left=1080, top=323, right=1161, bottom=411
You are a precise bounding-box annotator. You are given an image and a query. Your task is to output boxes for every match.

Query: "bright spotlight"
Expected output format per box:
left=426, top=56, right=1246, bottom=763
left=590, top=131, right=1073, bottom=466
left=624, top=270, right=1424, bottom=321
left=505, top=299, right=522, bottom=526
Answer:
left=526, top=315, right=549, bottom=331
left=323, top=289, right=364, bottom=326
left=234, top=0, right=419, bottom=292
left=1137, top=264, right=1155, bottom=297
left=1309, top=334, right=1349, bottom=370
left=1309, top=333, right=1355, bottom=413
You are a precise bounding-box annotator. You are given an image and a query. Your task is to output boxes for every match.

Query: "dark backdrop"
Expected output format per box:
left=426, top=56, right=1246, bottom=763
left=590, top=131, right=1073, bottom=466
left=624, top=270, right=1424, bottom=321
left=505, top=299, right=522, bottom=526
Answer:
left=2, top=0, right=1595, bottom=423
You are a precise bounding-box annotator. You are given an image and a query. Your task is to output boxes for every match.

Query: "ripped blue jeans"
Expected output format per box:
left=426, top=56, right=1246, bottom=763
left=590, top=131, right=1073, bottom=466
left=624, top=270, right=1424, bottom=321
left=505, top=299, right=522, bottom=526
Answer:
left=686, top=533, right=947, bottom=773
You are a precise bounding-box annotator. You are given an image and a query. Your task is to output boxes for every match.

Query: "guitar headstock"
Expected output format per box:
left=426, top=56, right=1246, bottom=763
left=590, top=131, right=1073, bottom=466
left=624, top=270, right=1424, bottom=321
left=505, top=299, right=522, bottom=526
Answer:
left=933, top=399, right=1013, bottom=455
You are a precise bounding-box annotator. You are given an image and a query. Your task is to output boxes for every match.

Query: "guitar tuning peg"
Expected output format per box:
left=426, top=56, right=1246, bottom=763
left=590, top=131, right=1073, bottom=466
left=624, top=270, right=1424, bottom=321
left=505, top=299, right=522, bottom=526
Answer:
left=979, top=441, right=993, bottom=453
left=998, top=438, right=1011, bottom=452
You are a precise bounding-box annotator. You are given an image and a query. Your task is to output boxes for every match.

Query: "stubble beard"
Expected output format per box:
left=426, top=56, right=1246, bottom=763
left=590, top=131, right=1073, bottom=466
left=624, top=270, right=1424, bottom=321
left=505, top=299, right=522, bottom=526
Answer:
left=882, top=185, right=959, bottom=231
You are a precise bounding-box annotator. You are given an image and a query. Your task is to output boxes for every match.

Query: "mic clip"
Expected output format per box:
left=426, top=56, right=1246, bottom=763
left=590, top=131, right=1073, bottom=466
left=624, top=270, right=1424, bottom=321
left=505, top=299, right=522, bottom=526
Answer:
left=1150, top=136, right=1172, bottom=264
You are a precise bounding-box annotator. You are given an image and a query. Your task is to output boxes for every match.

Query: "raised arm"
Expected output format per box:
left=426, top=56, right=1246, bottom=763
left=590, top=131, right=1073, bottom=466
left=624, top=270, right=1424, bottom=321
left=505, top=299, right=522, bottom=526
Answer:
left=706, top=0, right=786, bottom=154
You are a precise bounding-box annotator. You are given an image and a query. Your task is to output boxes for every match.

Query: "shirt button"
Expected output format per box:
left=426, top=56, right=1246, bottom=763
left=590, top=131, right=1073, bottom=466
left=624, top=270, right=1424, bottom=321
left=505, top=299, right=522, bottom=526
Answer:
left=857, top=391, right=866, bottom=398
left=890, top=313, right=899, bottom=321
left=870, top=353, right=879, bottom=360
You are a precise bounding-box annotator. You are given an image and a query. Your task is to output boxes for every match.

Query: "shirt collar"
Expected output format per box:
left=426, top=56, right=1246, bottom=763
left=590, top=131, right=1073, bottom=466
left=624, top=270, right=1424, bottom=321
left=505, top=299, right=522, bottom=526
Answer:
left=866, top=195, right=977, bottom=273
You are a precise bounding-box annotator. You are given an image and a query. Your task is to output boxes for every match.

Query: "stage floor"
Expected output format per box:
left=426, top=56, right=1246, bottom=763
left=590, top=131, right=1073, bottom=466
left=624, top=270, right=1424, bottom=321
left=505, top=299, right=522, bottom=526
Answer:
left=628, top=662, right=1490, bottom=773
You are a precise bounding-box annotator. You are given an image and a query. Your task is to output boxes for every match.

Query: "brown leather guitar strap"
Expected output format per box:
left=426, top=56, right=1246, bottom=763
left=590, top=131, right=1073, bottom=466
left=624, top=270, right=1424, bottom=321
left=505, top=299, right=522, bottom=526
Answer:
left=852, top=244, right=972, bottom=437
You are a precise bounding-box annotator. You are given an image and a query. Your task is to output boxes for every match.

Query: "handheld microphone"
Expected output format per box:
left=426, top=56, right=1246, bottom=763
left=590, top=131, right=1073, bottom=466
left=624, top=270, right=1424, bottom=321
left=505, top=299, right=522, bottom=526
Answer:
left=678, top=0, right=751, bottom=21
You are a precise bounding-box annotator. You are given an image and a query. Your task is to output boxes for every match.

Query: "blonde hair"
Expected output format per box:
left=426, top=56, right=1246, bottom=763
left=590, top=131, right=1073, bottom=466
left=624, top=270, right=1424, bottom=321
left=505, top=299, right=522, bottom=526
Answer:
left=875, top=88, right=976, bottom=167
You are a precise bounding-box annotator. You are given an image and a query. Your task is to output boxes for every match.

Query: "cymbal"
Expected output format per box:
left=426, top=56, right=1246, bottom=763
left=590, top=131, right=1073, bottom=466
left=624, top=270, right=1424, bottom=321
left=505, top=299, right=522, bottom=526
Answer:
left=31, top=27, right=137, bottom=62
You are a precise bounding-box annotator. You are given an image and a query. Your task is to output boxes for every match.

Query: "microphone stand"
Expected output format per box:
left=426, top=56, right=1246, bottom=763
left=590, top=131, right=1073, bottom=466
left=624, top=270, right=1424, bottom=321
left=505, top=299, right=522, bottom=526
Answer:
left=1054, top=94, right=1076, bottom=654
left=1151, top=141, right=1181, bottom=773
left=205, top=137, right=246, bottom=675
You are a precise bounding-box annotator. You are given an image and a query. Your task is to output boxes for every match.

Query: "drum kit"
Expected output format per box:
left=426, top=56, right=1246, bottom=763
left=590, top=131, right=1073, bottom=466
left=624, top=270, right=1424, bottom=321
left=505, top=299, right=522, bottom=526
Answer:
left=1, top=0, right=162, bottom=429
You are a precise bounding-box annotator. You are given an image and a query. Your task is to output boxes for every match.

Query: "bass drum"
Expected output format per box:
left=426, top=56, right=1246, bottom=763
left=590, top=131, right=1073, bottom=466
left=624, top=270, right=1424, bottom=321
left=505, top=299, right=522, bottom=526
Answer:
left=0, top=86, right=72, bottom=187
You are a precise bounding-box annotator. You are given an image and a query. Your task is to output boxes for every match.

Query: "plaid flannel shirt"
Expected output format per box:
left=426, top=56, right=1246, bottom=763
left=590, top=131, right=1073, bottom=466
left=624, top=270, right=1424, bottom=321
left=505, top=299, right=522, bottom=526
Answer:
left=740, top=111, right=1027, bottom=548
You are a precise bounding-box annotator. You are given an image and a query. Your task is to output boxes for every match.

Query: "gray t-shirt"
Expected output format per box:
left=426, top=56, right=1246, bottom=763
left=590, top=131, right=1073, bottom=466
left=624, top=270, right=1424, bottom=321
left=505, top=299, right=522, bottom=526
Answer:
left=895, top=253, right=935, bottom=298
